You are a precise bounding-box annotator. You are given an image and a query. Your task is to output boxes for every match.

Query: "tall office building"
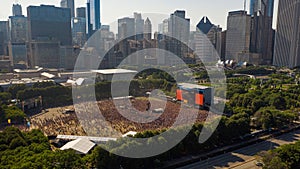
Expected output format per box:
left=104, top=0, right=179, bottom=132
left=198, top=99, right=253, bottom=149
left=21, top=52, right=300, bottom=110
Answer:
left=0, top=21, right=9, bottom=55
left=225, top=10, right=251, bottom=61
left=118, top=17, right=135, bottom=40
left=250, top=0, right=274, bottom=65
left=60, top=0, right=75, bottom=18
left=8, top=15, right=28, bottom=67
left=273, top=0, right=300, bottom=68
left=221, top=31, right=227, bottom=61
left=99, top=25, right=114, bottom=52
left=8, top=16, right=27, bottom=43
left=12, top=4, right=22, bottom=16
left=76, top=7, right=86, bottom=18
left=164, top=10, right=190, bottom=60
left=250, top=0, right=274, bottom=16
left=168, top=10, right=190, bottom=43
left=72, top=17, right=86, bottom=47
left=87, top=0, right=101, bottom=37
left=27, top=5, right=72, bottom=45
left=27, top=5, right=72, bottom=68
left=196, top=16, right=222, bottom=55
left=144, top=18, right=152, bottom=40
left=134, top=13, right=144, bottom=40
left=158, top=19, right=169, bottom=34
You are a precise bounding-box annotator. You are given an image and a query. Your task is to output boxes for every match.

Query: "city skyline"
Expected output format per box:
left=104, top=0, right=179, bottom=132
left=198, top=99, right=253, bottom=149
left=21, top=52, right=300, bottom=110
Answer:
left=0, top=0, right=279, bottom=30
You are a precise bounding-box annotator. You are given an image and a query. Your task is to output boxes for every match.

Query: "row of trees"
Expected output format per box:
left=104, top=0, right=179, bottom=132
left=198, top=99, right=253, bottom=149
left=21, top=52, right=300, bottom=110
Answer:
left=0, top=127, right=84, bottom=169
left=226, top=75, right=300, bottom=130
left=260, top=140, right=300, bottom=169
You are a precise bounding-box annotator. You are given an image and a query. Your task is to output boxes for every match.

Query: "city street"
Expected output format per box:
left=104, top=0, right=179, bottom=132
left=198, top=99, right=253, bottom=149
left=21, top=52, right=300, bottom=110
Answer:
left=177, top=129, right=300, bottom=169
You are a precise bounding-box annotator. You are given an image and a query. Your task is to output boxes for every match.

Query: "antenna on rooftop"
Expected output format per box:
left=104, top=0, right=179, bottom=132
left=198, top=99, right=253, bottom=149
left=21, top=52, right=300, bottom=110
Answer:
left=244, top=0, right=247, bottom=12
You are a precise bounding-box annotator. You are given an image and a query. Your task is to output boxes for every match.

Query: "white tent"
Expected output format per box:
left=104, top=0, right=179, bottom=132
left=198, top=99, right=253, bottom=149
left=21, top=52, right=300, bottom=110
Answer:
left=60, top=138, right=95, bottom=154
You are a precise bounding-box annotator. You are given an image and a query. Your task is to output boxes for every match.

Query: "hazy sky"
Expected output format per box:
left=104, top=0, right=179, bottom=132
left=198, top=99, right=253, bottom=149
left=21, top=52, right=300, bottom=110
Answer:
left=0, top=0, right=279, bottom=30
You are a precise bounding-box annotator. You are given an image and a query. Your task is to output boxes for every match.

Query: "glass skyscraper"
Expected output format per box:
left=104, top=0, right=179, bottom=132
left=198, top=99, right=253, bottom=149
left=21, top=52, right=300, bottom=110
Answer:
left=60, top=0, right=75, bottom=18
left=87, top=0, right=101, bottom=37
left=249, top=0, right=275, bottom=65
left=250, top=0, right=274, bottom=17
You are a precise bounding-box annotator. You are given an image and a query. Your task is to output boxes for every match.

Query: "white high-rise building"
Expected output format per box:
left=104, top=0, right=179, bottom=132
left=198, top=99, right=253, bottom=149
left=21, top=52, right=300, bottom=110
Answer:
left=168, top=10, right=190, bottom=43
left=134, top=13, right=144, bottom=40
left=273, top=0, right=300, bottom=68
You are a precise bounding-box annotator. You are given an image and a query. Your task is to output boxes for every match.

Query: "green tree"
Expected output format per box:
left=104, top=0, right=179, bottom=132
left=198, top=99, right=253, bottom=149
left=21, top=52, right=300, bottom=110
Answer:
left=8, top=84, right=26, bottom=98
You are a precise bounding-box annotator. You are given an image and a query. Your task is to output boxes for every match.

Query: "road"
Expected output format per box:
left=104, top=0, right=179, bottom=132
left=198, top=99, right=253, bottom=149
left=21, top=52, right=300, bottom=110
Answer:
left=177, top=129, right=300, bottom=169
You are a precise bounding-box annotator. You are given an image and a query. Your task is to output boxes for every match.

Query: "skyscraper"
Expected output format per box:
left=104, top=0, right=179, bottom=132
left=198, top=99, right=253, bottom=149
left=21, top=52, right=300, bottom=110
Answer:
left=118, top=17, right=135, bottom=40
left=158, top=19, right=169, bottom=34
left=168, top=10, right=190, bottom=43
left=27, top=5, right=72, bottom=68
left=273, top=0, right=300, bottom=68
left=144, top=18, right=152, bottom=40
left=250, top=0, right=274, bottom=65
left=76, top=7, right=86, bottom=18
left=72, top=17, right=86, bottom=47
left=12, top=4, right=23, bottom=16
left=87, top=0, right=101, bottom=37
left=27, top=5, right=72, bottom=46
left=250, top=0, right=274, bottom=17
left=134, top=13, right=144, bottom=40
left=196, top=16, right=222, bottom=55
left=8, top=16, right=27, bottom=43
left=60, top=0, right=75, bottom=18
left=9, top=4, right=28, bottom=67
left=0, top=21, right=9, bottom=55
left=225, top=10, right=251, bottom=61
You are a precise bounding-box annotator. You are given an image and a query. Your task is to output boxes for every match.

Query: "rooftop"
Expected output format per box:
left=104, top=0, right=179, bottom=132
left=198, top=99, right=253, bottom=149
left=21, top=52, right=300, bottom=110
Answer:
left=60, top=138, right=95, bottom=154
left=91, top=69, right=138, bottom=75
left=178, top=83, right=211, bottom=90
left=57, top=135, right=117, bottom=143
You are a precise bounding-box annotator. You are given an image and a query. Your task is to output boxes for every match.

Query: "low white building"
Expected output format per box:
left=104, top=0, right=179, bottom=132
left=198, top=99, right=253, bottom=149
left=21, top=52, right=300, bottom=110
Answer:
left=91, top=69, right=138, bottom=82
left=60, top=138, right=96, bottom=154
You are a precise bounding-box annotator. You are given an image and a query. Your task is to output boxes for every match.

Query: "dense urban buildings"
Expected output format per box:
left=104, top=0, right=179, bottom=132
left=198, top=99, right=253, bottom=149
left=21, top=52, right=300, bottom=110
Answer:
left=60, top=0, right=75, bottom=18
left=0, top=1, right=297, bottom=69
left=87, top=0, right=101, bottom=38
left=273, top=0, right=300, bottom=68
left=225, top=10, right=251, bottom=62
